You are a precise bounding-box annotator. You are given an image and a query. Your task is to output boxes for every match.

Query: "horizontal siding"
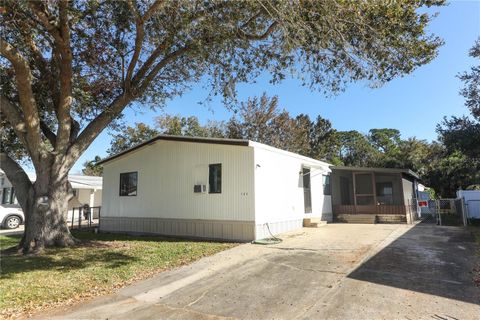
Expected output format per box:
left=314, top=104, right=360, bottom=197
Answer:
left=102, top=140, right=255, bottom=221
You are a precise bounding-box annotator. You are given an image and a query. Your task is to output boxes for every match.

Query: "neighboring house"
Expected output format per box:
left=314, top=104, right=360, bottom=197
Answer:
left=0, top=170, right=102, bottom=229
left=99, top=135, right=332, bottom=242
left=330, top=166, right=421, bottom=224
left=417, top=184, right=434, bottom=216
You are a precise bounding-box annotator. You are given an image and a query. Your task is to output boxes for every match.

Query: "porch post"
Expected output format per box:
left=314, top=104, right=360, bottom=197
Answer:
left=372, top=172, right=377, bottom=213
left=89, top=189, right=95, bottom=208
left=353, top=172, right=357, bottom=214
left=398, top=173, right=409, bottom=223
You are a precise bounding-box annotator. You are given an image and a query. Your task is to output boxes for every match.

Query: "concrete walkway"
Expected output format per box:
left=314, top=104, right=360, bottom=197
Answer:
left=0, top=225, right=24, bottom=236
left=40, top=223, right=480, bottom=320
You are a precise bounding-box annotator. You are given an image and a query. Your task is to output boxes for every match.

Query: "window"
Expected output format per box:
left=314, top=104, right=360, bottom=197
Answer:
left=209, top=164, right=222, bottom=193
left=2, top=187, right=15, bottom=204
left=119, top=172, right=138, bottom=196
left=323, top=175, right=331, bottom=195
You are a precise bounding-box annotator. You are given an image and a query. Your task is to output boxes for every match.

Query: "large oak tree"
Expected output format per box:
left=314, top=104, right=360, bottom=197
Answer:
left=1, top=0, right=444, bottom=253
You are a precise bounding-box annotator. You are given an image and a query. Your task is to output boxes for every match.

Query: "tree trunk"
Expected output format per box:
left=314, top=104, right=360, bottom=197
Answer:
left=20, top=170, right=77, bottom=254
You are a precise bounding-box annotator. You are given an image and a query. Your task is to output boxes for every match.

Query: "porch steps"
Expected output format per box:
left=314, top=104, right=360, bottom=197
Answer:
left=303, top=218, right=327, bottom=228
left=376, top=214, right=407, bottom=224
left=335, top=214, right=408, bottom=224
left=335, top=214, right=377, bottom=224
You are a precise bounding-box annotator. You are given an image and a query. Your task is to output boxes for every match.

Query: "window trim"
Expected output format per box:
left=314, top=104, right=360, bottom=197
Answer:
left=208, top=163, right=222, bottom=194
left=119, top=171, right=138, bottom=197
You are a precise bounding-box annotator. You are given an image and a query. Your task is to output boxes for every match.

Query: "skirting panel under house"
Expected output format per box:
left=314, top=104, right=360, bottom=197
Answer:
left=255, top=218, right=303, bottom=240
left=99, top=216, right=256, bottom=242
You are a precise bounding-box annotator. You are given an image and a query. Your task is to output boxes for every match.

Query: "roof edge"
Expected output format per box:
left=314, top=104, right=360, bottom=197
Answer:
left=98, top=135, right=250, bottom=165
left=331, top=166, right=420, bottom=179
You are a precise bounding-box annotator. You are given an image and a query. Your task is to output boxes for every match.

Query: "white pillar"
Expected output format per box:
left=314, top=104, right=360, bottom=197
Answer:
left=89, top=189, right=95, bottom=207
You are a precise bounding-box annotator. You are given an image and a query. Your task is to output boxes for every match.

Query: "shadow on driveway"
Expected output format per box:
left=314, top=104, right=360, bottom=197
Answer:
left=347, top=221, right=480, bottom=305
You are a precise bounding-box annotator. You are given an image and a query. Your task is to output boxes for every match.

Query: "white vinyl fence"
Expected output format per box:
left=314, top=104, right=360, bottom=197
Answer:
left=457, top=190, right=480, bottom=221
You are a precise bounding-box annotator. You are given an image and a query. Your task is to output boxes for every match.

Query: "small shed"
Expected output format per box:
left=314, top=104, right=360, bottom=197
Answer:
left=99, top=135, right=333, bottom=241
left=330, top=166, right=421, bottom=224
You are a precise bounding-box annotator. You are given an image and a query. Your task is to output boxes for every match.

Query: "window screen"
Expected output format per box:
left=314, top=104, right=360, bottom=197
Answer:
left=209, top=164, right=222, bottom=194
left=119, top=172, right=138, bottom=196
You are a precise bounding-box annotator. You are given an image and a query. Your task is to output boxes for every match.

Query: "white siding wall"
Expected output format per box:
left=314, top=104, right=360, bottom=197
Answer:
left=457, top=190, right=480, bottom=219
left=77, top=189, right=91, bottom=205
left=102, top=140, right=255, bottom=222
left=252, top=144, right=331, bottom=238
left=93, top=190, right=102, bottom=207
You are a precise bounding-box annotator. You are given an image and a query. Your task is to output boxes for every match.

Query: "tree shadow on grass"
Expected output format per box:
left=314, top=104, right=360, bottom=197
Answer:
left=0, top=235, right=138, bottom=278
left=71, top=230, right=230, bottom=244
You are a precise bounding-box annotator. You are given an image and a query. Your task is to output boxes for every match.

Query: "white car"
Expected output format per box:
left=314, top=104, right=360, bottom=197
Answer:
left=0, top=205, right=24, bottom=229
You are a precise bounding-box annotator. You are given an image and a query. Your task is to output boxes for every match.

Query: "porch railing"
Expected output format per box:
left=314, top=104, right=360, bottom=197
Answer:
left=70, top=206, right=101, bottom=230
left=333, top=204, right=408, bottom=215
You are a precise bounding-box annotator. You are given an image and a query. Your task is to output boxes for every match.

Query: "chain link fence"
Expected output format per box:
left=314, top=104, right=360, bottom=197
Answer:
left=427, top=199, right=466, bottom=226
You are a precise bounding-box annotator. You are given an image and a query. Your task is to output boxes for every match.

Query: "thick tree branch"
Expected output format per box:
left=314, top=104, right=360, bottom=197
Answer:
left=28, top=1, right=63, bottom=44
left=137, top=46, right=192, bottom=94
left=0, top=153, right=34, bottom=214
left=131, top=3, right=227, bottom=85
left=54, top=0, right=74, bottom=153
left=39, top=121, right=57, bottom=146
left=125, top=0, right=145, bottom=90
left=131, top=39, right=170, bottom=84
left=66, top=94, right=132, bottom=170
left=69, top=117, right=80, bottom=142
left=143, top=0, right=163, bottom=21
left=0, top=39, right=42, bottom=160
left=0, top=96, right=28, bottom=147
left=125, top=0, right=164, bottom=90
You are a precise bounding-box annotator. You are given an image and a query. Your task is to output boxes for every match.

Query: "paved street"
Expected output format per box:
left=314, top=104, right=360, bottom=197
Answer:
left=39, top=223, right=480, bottom=319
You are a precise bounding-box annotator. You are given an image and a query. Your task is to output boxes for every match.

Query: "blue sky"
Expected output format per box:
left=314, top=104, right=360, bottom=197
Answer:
left=71, top=0, right=480, bottom=173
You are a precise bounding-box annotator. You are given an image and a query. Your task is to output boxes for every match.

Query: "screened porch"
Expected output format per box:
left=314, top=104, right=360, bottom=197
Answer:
left=331, top=168, right=412, bottom=216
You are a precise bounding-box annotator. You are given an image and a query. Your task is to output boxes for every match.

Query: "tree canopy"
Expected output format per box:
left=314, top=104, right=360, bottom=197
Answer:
left=0, top=0, right=445, bottom=253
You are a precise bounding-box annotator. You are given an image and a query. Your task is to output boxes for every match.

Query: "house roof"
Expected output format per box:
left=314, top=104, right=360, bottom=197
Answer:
left=68, top=175, right=103, bottom=189
left=331, top=166, right=420, bottom=179
left=97, top=135, right=250, bottom=165
left=0, top=170, right=102, bottom=190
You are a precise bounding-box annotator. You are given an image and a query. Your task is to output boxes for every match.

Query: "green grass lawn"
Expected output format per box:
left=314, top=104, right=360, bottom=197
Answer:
left=0, top=231, right=236, bottom=318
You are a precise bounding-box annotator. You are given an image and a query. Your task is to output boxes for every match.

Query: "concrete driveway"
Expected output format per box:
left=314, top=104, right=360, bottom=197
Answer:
left=41, top=223, right=479, bottom=320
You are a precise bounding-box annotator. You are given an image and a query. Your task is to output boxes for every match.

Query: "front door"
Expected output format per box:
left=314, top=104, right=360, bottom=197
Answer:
left=303, top=168, right=312, bottom=213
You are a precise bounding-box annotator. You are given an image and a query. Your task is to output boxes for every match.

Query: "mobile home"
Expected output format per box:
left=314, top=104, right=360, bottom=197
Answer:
left=99, top=135, right=333, bottom=241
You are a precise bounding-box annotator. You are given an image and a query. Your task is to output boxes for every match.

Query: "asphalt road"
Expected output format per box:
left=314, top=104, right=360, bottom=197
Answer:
left=39, top=223, right=480, bottom=319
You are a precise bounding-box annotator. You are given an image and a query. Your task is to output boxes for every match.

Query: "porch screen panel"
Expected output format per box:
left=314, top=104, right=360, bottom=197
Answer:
left=355, top=173, right=373, bottom=194
left=354, top=173, right=375, bottom=206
